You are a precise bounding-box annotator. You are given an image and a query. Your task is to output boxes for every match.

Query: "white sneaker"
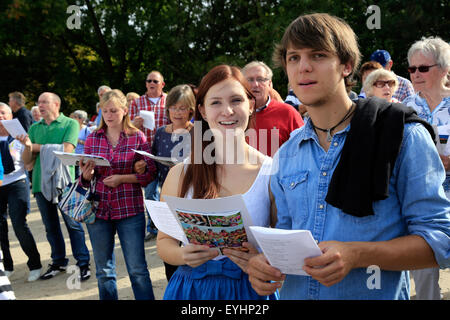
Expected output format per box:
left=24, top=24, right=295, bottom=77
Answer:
left=4, top=270, right=14, bottom=278
left=27, top=268, right=42, bottom=282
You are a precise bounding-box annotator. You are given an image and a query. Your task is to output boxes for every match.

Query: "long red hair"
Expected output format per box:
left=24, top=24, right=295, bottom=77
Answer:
left=180, top=65, right=255, bottom=199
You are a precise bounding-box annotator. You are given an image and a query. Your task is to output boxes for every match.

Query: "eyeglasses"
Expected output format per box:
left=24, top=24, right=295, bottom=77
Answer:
left=407, top=64, right=438, bottom=74
left=36, top=100, right=50, bottom=105
left=168, top=106, right=189, bottom=112
left=373, top=80, right=396, bottom=88
left=146, top=79, right=160, bottom=84
left=246, top=77, right=269, bottom=84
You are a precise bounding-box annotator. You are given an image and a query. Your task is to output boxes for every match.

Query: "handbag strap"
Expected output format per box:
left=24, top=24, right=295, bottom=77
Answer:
left=90, top=176, right=97, bottom=194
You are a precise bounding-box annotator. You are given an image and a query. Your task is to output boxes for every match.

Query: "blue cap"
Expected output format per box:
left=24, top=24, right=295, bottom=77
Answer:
left=370, top=50, right=391, bottom=67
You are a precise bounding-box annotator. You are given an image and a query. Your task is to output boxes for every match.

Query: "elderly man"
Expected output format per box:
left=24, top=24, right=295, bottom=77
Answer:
left=129, top=71, right=169, bottom=240
left=242, top=61, right=304, bottom=157
left=0, top=103, right=42, bottom=282
left=17, top=92, right=91, bottom=281
left=8, top=92, right=33, bottom=132
left=129, top=71, right=169, bottom=145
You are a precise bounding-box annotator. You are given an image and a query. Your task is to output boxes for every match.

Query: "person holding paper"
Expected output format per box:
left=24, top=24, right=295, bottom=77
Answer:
left=79, top=89, right=156, bottom=300
left=8, top=92, right=32, bottom=133
left=402, top=37, right=450, bottom=300
left=0, top=103, right=42, bottom=282
left=129, top=71, right=169, bottom=240
left=246, top=13, right=450, bottom=300
left=148, top=84, right=194, bottom=280
left=157, top=65, right=275, bottom=300
left=17, top=92, right=91, bottom=282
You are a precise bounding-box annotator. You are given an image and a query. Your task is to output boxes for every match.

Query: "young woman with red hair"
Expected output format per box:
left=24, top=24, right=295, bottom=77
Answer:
left=156, top=65, right=276, bottom=300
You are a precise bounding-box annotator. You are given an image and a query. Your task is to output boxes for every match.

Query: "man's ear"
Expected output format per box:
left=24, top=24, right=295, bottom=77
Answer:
left=342, top=62, right=353, bottom=77
left=385, top=60, right=393, bottom=71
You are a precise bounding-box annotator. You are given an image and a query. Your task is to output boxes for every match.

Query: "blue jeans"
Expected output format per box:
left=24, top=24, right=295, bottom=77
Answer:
left=34, top=192, right=90, bottom=267
left=0, top=179, right=41, bottom=271
left=144, top=180, right=160, bottom=234
left=86, top=213, right=155, bottom=300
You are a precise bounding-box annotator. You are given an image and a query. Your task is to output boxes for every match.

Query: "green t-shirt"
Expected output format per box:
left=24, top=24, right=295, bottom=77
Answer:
left=28, top=113, right=79, bottom=193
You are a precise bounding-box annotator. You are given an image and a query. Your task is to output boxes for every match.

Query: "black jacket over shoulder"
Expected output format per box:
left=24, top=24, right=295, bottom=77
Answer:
left=325, top=97, right=435, bottom=217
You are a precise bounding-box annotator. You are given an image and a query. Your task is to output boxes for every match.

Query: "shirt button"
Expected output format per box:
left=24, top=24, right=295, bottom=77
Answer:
left=290, top=182, right=295, bottom=187
left=322, top=172, right=327, bottom=176
left=334, top=142, right=338, bottom=146
left=319, top=204, right=324, bottom=209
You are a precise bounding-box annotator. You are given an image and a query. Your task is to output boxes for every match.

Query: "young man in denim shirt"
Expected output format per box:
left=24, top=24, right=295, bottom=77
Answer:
left=246, top=13, right=450, bottom=300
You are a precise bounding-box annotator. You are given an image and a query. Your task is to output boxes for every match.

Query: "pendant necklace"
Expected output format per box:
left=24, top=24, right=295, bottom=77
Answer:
left=311, top=102, right=356, bottom=142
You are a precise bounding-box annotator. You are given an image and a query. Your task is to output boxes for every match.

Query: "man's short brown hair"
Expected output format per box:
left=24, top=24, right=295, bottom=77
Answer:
left=273, top=13, right=361, bottom=90
left=8, top=91, right=26, bottom=106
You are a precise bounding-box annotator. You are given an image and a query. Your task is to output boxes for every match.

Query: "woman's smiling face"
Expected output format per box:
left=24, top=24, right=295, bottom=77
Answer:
left=199, top=78, right=254, bottom=136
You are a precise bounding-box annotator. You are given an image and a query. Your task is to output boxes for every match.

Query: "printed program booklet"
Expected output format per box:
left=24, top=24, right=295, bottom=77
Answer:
left=145, top=195, right=257, bottom=255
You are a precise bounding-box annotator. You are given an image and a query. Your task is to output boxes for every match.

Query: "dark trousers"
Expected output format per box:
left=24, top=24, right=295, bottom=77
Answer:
left=0, top=179, right=42, bottom=271
left=34, top=192, right=90, bottom=267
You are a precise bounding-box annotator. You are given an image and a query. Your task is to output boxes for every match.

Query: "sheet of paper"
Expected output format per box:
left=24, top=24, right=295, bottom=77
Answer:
left=144, top=200, right=188, bottom=244
left=140, top=110, right=155, bottom=130
left=163, top=195, right=256, bottom=255
left=53, top=151, right=111, bottom=167
left=1, top=119, right=27, bottom=138
left=132, top=149, right=179, bottom=167
left=249, top=226, right=322, bottom=276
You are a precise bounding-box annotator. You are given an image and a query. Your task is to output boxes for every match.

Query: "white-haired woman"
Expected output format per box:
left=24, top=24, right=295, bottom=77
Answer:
left=362, top=69, right=400, bottom=102
left=403, top=36, right=450, bottom=301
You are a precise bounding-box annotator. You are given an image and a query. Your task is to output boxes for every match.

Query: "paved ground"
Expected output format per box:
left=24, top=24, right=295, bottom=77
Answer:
left=4, top=195, right=449, bottom=300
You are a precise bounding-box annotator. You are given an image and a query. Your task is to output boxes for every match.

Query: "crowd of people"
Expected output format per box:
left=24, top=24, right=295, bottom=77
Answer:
left=0, top=12, right=449, bottom=301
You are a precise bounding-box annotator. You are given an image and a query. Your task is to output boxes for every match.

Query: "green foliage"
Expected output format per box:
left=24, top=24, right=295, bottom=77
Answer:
left=0, top=0, right=448, bottom=116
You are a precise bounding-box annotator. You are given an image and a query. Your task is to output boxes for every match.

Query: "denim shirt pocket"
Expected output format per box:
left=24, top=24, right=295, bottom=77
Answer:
left=280, top=171, right=309, bottom=222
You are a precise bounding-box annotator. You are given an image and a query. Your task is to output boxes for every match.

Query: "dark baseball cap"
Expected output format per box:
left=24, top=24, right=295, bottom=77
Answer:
left=370, top=50, right=391, bottom=67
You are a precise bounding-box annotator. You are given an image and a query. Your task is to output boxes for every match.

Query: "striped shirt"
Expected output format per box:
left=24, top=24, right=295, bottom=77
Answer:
left=81, top=128, right=156, bottom=220
left=0, top=250, right=15, bottom=300
left=129, top=93, right=169, bottom=147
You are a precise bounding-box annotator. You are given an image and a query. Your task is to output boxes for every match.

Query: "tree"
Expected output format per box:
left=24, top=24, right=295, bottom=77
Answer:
left=0, top=0, right=448, bottom=115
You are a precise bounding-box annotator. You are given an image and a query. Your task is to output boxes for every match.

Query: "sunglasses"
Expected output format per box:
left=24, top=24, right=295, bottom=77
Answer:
left=407, top=64, right=438, bottom=74
left=146, top=79, right=160, bottom=84
left=373, top=80, right=396, bottom=88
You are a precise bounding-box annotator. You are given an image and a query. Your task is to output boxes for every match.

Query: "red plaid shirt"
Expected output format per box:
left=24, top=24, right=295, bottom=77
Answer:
left=129, top=93, right=169, bottom=147
left=80, top=128, right=156, bottom=220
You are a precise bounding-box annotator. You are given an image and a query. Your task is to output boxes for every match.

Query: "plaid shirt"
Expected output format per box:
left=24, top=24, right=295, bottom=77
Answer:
left=393, top=75, right=415, bottom=102
left=129, top=93, right=169, bottom=147
left=81, top=128, right=156, bottom=220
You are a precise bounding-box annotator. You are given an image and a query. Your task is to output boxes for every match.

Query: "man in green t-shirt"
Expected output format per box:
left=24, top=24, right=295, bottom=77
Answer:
left=18, top=92, right=91, bottom=281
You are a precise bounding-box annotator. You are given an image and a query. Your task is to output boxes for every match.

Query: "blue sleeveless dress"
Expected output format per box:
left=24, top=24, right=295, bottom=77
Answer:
left=163, top=156, right=278, bottom=300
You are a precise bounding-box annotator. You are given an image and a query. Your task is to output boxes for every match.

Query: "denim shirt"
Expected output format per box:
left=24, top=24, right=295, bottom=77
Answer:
left=270, top=118, right=450, bottom=300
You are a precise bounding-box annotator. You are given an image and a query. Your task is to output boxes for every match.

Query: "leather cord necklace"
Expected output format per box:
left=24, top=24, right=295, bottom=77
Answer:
left=311, top=102, right=356, bottom=142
